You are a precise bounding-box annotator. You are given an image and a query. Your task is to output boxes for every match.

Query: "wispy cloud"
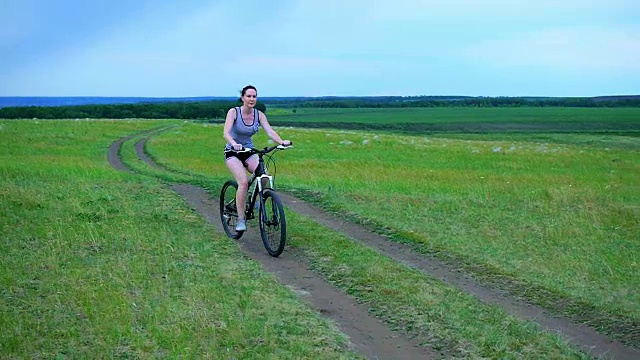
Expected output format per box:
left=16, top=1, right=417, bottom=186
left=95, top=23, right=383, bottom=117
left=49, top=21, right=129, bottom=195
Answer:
left=465, top=26, right=640, bottom=71
left=366, top=0, right=638, bottom=21
left=224, top=55, right=377, bottom=74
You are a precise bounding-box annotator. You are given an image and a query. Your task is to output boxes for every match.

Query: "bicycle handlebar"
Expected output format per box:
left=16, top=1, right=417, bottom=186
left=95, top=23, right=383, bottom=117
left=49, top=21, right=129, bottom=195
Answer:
left=234, top=142, right=293, bottom=155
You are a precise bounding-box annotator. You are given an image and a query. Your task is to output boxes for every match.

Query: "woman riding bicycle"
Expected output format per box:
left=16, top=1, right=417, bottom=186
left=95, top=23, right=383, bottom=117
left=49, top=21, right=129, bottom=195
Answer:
left=223, top=85, right=291, bottom=232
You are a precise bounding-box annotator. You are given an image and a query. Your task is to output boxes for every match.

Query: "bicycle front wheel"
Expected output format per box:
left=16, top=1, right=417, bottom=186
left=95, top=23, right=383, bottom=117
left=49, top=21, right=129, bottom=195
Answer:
left=259, top=189, right=286, bottom=257
left=220, top=180, right=243, bottom=239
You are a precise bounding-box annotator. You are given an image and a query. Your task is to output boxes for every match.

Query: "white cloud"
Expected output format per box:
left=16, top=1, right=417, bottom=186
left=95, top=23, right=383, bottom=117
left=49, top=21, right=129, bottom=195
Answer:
left=224, top=55, right=377, bottom=74
left=465, top=26, right=640, bottom=71
left=368, top=0, right=638, bottom=19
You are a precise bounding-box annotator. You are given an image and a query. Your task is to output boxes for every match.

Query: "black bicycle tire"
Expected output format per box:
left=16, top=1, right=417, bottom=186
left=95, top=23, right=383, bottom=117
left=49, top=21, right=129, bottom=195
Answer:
left=259, top=189, right=287, bottom=257
left=220, top=180, right=244, bottom=240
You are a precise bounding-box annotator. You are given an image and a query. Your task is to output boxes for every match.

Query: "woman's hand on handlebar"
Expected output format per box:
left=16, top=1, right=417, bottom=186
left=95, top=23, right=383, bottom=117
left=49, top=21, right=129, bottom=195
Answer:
left=232, top=143, right=243, bottom=151
left=281, top=140, right=292, bottom=146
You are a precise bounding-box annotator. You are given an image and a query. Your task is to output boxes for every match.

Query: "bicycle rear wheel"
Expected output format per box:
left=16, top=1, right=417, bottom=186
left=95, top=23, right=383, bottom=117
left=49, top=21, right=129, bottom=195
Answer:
left=259, top=189, right=286, bottom=257
left=220, top=180, right=244, bottom=239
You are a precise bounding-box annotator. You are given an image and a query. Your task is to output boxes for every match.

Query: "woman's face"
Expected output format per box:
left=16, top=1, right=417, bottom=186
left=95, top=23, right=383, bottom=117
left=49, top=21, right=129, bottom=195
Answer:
left=242, top=89, right=257, bottom=108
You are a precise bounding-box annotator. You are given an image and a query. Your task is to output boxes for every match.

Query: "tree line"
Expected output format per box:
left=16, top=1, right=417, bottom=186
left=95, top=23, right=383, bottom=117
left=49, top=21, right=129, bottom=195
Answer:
left=286, top=96, right=640, bottom=108
left=0, top=96, right=637, bottom=119
left=0, top=100, right=267, bottom=120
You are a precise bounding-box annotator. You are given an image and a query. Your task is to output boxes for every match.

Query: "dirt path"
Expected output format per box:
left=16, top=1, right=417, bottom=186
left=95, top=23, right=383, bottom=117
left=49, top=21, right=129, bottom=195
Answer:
left=107, top=129, right=638, bottom=359
left=171, top=183, right=436, bottom=359
left=114, top=132, right=438, bottom=359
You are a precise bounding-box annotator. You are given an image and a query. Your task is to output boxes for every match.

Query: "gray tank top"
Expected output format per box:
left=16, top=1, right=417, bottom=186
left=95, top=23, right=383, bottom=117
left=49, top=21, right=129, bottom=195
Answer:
left=225, top=107, right=260, bottom=150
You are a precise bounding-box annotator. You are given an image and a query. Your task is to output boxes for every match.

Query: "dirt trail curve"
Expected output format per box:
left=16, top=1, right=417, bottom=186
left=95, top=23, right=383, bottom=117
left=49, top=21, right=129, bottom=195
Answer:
left=112, top=129, right=437, bottom=359
left=108, top=128, right=638, bottom=360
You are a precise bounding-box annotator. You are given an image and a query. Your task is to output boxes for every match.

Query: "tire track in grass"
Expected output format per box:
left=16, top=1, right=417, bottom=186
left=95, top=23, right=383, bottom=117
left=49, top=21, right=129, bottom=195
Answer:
left=109, top=132, right=438, bottom=359
left=107, top=125, right=174, bottom=173
left=172, top=183, right=437, bottom=359
left=277, top=193, right=639, bottom=360
left=114, top=128, right=638, bottom=359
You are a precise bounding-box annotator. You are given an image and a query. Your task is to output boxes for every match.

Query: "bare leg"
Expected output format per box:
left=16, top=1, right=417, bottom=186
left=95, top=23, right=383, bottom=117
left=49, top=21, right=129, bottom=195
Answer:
left=245, top=154, right=267, bottom=189
left=225, top=157, right=249, bottom=221
left=245, top=154, right=259, bottom=174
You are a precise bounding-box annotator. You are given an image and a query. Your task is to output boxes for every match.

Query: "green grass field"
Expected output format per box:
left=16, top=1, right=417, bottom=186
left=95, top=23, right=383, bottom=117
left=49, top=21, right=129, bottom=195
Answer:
left=264, top=107, right=640, bottom=134
left=268, top=106, right=639, bottom=122
left=0, top=120, right=358, bottom=359
left=150, top=109, right=639, bottom=345
left=1, top=108, right=638, bottom=358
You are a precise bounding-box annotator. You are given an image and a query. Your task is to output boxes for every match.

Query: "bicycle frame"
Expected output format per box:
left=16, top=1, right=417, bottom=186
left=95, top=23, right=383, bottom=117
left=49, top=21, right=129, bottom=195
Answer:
left=242, top=144, right=284, bottom=219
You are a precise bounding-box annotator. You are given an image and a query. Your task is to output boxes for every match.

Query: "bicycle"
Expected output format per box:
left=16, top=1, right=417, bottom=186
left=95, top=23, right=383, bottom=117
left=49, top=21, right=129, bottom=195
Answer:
left=219, top=143, right=292, bottom=257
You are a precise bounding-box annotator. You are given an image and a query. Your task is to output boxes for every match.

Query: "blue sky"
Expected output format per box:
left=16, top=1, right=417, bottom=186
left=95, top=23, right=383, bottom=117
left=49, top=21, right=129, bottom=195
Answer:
left=1, top=0, right=638, bottom=97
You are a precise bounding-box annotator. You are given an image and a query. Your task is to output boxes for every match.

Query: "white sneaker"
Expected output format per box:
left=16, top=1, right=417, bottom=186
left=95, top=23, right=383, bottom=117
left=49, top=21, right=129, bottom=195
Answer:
left=235, top=219, right=247, bottom=232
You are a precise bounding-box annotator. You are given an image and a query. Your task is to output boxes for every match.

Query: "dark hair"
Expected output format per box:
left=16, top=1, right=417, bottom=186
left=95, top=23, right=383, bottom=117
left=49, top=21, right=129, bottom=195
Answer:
left=241, top=85, right=257, bottom=97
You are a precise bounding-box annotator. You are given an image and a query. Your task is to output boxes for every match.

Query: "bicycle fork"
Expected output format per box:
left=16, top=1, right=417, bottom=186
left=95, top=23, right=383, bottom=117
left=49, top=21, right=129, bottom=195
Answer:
left=247, top=174, right=274, bottom=220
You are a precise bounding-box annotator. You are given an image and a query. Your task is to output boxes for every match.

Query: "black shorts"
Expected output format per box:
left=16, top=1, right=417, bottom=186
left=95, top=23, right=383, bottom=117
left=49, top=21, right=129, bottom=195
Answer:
left=224, top=149, right=257, bottom=166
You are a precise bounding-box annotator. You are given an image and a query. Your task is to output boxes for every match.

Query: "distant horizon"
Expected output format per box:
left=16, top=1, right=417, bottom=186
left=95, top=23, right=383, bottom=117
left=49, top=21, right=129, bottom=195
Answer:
left=2, top=94, right=639, bottom=109
left=2, top=94, right=639, bottom=99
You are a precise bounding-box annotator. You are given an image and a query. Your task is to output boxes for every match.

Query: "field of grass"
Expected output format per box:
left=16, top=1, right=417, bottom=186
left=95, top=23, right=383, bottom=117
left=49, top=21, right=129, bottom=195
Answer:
left=0, top=120, right=357, bottom=359
left=267, top=106, right=640, bottom=124
left=2, top=108, right=638, bottom=358
left=149, top=112, right=639, bottom=343
left=264, top=107, right=640, bottom=134
left=122, top=125, right=592, bottom=357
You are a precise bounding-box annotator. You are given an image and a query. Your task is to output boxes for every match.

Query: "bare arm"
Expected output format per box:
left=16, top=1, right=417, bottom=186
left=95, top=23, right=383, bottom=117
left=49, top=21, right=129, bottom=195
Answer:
left=258, top=111, right=291, bottom=145
left=223, top=108, right=243, bottom=150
